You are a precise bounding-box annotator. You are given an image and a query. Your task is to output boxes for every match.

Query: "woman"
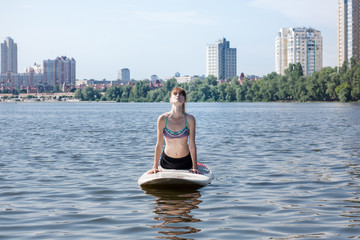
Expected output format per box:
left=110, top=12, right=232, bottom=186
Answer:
left=149, top=87, right=201, bottom=174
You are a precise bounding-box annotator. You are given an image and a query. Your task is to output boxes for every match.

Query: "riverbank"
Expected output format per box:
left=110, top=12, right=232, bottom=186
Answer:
left=1, top=92, right=359, bottom=103
left=0, top=92, right=77, bottom=102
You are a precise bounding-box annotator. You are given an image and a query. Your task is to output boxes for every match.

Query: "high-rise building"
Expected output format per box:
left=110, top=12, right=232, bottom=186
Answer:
left=151, top=75, right=158, bottom=81
left=1, top=37, right=18, bottom=74
left=338, top=0, right=360, bottom=67
left=43, top=56, right=76, bottom=87
left=119, top=68, right=130, bottom=81
left=206, top=38, right=237, bottom=80
left=275, top=27, right=322, bottom=76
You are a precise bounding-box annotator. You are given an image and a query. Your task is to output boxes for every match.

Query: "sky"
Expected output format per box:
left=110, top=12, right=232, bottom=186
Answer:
left=1, top=0, right=338, bottom=80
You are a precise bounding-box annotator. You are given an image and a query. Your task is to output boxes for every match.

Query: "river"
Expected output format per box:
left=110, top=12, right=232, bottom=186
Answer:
left=0, top=102, right=359, bottom=239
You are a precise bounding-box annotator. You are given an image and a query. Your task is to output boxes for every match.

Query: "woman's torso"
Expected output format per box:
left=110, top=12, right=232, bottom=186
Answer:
left=163, top=113, right=190, bottom=158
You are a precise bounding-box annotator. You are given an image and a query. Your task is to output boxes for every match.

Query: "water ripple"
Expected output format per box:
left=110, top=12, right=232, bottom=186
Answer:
left=0, top=102, right=360, bottom=239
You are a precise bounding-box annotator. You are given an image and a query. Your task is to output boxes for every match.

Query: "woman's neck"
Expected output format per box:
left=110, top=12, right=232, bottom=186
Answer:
left=170, top=105, right=183, bottom=118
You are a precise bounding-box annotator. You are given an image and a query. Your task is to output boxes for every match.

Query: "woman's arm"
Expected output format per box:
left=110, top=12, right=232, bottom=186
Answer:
left=149, top=114, right=165, bottom=174
left=188, top=114, right=200, bottom=174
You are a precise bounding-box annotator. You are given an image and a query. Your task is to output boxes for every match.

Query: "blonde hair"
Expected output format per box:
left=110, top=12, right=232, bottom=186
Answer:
left=170, top=87, right=187, bottom=112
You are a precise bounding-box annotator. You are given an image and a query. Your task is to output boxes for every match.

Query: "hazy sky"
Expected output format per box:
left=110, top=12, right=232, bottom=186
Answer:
left=1, top=0, right=338, bottom=80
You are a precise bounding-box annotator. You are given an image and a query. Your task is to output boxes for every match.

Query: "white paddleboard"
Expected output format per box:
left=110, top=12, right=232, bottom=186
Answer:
left=138, top=163, right=214, bottom=188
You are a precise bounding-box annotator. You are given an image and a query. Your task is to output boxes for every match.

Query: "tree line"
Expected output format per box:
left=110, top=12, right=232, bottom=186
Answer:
left=75, top=59, right=360, bottom=103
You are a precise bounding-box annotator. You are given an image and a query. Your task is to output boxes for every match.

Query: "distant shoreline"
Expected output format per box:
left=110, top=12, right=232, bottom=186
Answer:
left=1, top=92, right=359, bottom=104
left=0, top=92, right=76, bottom=102
left=1, top=98, right=359, bottom=104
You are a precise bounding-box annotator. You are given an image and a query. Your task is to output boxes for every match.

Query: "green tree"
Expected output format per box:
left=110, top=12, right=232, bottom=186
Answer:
left=187, top=90, right=202, bottom=102
left=204, top=75, right=218, bottom=86
left=74, top=89, right=83, bottom=100
left=105, top=86, right=122, bottom=101
left=132, top=80, right=150, bottom=100
left=339, top=60, right=349, bottom=75
left=209, top=85, right=219, bottom=101
left=163, top=78, right=178, bottom=92
left=218, top=83, right=227, bottom=101
left=147, top=88, right=166, bottom=102
left=53, top=85, right=61, bottom=93
left=236, top=85, right=246, bottom=101
left=225, top=84, right=236, bottom=101
left=325, top=72, right=340, bottom=101
left=82, top=86, right=100, bottom=101
left=294, top=78, right=308, bottom=102
left=121, top=85, right=132, bottom=101
left=351, top=83, right=360, bottom=101
left=275, top=76, right=290, bottom=100
left=231, top=76, right=240, bottom=86
left=199, top=84, right=211, bottom=101
left=100, top=95, right=107, bottom=101
left=336, top=83, right=352, bottom=102
left=245, top=88, right=255, bottom=101
left=285, top=63, right=303, bottom=80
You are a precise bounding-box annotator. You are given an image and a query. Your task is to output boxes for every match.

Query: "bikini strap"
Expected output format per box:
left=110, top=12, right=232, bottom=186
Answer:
left=165, top=113, right=187, bottom=128
left=165, top=114, right=169, bottom=128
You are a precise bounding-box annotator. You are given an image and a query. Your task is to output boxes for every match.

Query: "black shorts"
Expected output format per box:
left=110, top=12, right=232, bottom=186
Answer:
left=160, top=151, right=192, bottom=170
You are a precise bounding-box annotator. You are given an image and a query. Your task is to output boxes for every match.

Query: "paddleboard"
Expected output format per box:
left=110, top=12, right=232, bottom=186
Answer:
left=138, top=163, right=213, bottom=188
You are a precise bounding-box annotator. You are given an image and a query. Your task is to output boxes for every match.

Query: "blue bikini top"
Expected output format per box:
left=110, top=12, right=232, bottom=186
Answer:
left=163, top=113, right=189, bottom=139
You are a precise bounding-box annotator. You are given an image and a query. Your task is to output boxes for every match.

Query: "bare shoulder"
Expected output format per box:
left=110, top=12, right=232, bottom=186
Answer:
left=185, top=113, right=196, bottom=124
left=157, top=113, right=167, bottom=124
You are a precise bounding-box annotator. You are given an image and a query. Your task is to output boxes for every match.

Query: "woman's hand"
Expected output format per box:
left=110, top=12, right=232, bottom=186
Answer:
left=148, top=168, right=161, bottom=174
left=190, top=168, right=202, bottom=174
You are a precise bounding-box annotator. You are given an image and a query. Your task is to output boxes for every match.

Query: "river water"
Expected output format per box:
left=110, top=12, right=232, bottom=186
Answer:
left=0, top=102, right=359, bottom=239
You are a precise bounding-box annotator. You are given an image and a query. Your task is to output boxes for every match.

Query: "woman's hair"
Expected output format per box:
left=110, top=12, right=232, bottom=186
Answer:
left=170, top=87, right=187, bottom=112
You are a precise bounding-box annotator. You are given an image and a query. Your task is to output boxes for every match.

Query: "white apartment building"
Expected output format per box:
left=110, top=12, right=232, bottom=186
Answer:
left=206, top=38, right=237, bottom=80
left=275, top=27, right=322, bottom=76
left=174, top=75, right=203, bottom=83
left=338, top=0, right=360, bottom=67
left=25, top=63, right=44, bottom=74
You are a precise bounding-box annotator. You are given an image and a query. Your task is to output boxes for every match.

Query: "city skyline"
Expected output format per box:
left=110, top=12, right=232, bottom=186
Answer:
left=1, top=0, right=337, bottom=80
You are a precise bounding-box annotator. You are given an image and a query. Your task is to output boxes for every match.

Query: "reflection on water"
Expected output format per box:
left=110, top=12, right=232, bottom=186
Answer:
left=144, top=187, right=202, bottom=239
left=1, top=102, right=360, bottom=239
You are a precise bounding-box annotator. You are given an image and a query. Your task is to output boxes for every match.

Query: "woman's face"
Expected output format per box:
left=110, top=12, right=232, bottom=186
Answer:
left=170, top=92, right=185, bottom=104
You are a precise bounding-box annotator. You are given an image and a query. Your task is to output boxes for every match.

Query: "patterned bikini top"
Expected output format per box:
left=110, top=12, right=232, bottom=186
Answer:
left=163, top=113, right=189, bottom=139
